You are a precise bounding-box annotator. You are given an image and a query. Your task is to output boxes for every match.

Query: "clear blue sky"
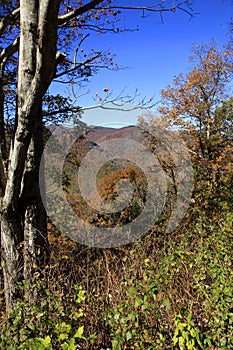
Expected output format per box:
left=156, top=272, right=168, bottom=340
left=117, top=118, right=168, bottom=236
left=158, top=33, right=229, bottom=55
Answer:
left=55, top=0, right=233, bottom=127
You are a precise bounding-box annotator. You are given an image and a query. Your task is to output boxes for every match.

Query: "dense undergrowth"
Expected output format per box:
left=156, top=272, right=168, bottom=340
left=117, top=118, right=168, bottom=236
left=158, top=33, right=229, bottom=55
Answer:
left=0, top=126, right=232, bottom=348
left=0, top=196, right=232, bottom=349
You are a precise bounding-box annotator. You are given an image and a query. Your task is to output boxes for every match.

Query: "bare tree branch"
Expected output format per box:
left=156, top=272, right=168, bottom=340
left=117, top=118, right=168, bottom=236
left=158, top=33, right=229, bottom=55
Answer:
left=81, top=89, right=158, bottom=112
left=73, top=34, right=90, bottom=67
left=0, top=7, right=20, bottom=36
left=0, top=37, right=19, bottom=64
left=58, top=0, right=103, bottom=25
left=101, top=1, right=195, bottom=17
left=54, top=52, right=101, bottom=79
left=58, top=0, right=195, bottom=27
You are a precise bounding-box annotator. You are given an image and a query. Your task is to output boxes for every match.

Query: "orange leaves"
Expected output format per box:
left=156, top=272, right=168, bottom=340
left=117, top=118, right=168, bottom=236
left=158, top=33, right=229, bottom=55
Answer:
left=159, top=42, right=231, bottom=132
left=152, top=41, right=233, bottom=202
left=97, top=165, right=145, bottom=201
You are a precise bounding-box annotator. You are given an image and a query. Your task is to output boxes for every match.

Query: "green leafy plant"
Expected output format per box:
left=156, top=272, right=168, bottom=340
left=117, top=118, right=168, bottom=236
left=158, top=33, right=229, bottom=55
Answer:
left=0, top=284, right=86, bottom=349
left=173, top=313, right=203, bottom=350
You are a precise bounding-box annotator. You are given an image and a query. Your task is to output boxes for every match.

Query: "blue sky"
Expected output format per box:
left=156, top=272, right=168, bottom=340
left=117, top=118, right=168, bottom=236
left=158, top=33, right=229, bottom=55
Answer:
left=55, top=0, right=233, bottom=127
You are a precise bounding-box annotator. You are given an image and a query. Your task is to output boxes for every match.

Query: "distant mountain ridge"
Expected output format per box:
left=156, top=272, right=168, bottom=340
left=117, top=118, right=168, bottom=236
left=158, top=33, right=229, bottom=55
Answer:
left=46, top=124, right=146, bottom=161
left=85, top=125, right=137, bottom=142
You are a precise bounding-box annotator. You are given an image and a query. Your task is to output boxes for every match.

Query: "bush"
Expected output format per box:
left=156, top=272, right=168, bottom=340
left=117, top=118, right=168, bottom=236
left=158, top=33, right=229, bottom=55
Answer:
left=0, top=284, right=86, bottom=349
left=0, top=205, right=232, bottom=349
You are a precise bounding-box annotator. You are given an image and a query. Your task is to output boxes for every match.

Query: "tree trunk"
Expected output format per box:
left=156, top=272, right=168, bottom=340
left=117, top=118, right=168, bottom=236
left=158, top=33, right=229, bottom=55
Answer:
left=21, top=112, right=48, bottom=301
left=1, top=0, right=60, bottom=311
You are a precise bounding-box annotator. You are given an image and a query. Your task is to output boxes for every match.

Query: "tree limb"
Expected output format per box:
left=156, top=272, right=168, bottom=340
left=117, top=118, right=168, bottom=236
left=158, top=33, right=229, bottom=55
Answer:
left=58, top=0, right=103, bottom=25
left=0, top=37, right=19, bottom=64
left=101, top=1, right=195, bottom=16
left=0, top=7, right=20, bottom=36
left=42, top=105, right=81, bottom=118
left=54, top=52, right=101, bottom=79
left=81, top=89, right=157, bottom=112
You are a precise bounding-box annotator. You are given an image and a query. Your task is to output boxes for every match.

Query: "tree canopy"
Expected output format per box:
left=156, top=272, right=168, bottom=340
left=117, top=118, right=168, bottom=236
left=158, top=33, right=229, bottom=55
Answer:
left=141, top=41, right=233, bottom=208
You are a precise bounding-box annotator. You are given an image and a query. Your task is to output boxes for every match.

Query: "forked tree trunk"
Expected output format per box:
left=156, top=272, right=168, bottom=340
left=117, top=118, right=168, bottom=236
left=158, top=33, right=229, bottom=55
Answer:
left=1, top=0, right=39, bottom=309
left=1, top=0, right=60, bottom=311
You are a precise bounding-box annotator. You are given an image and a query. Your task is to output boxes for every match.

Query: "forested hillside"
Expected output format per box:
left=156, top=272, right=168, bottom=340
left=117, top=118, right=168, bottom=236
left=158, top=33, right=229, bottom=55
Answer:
left=0, top=1, right=233, bottom=349
left=1, top=117, right=232, bottom=348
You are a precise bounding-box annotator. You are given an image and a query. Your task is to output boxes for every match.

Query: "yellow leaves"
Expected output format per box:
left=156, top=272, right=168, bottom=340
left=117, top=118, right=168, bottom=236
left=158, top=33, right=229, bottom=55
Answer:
left=98, top=165, right=144, bottom=201
left=158, top=42, right=231, bottom=137
left=141, top=42, right=232, bottom=201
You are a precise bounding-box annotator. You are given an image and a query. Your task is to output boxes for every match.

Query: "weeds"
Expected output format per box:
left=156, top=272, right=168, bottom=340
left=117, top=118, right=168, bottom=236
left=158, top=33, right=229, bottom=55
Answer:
left=0, top=204, right=232, bottom=349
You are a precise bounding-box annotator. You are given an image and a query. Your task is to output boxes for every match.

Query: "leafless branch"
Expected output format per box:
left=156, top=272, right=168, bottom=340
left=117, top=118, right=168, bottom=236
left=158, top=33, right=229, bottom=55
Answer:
left=58, top=0, right=195, bottom=28
left=73, top=34, right=90, bottom=67
left=54, top=52, right=101, bottom=79
left=81, top=89, right=158, bottom=112
left=0, top=37, right=19, bottom=64
left=101, top=1, right=195, bottom=17
left=0, top=7, right=20, bottom=36
left=58, top=0, right=103, bottom=25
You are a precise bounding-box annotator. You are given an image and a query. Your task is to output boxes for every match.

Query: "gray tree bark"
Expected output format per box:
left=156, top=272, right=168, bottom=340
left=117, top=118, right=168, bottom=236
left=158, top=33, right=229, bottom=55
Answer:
left=1, top=0, right=60, bottom=310
left=21, top=115, right=48, bottom=301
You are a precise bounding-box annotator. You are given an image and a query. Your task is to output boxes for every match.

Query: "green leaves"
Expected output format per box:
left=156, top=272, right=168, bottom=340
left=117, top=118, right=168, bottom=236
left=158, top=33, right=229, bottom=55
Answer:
left=173, top=313, right=203, bottom=350
left=35, top=336, right=52, bottom=349
left=0, top=283, right=87, bottom=350
left=74, top=326, right=85, bottom=339
left=74, top=285, right=86, bottom=303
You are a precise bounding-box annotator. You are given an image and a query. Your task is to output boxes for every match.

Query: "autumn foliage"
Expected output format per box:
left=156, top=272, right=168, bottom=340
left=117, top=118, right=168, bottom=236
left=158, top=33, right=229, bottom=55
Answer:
left=143, top=42, right=233, bottom=208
